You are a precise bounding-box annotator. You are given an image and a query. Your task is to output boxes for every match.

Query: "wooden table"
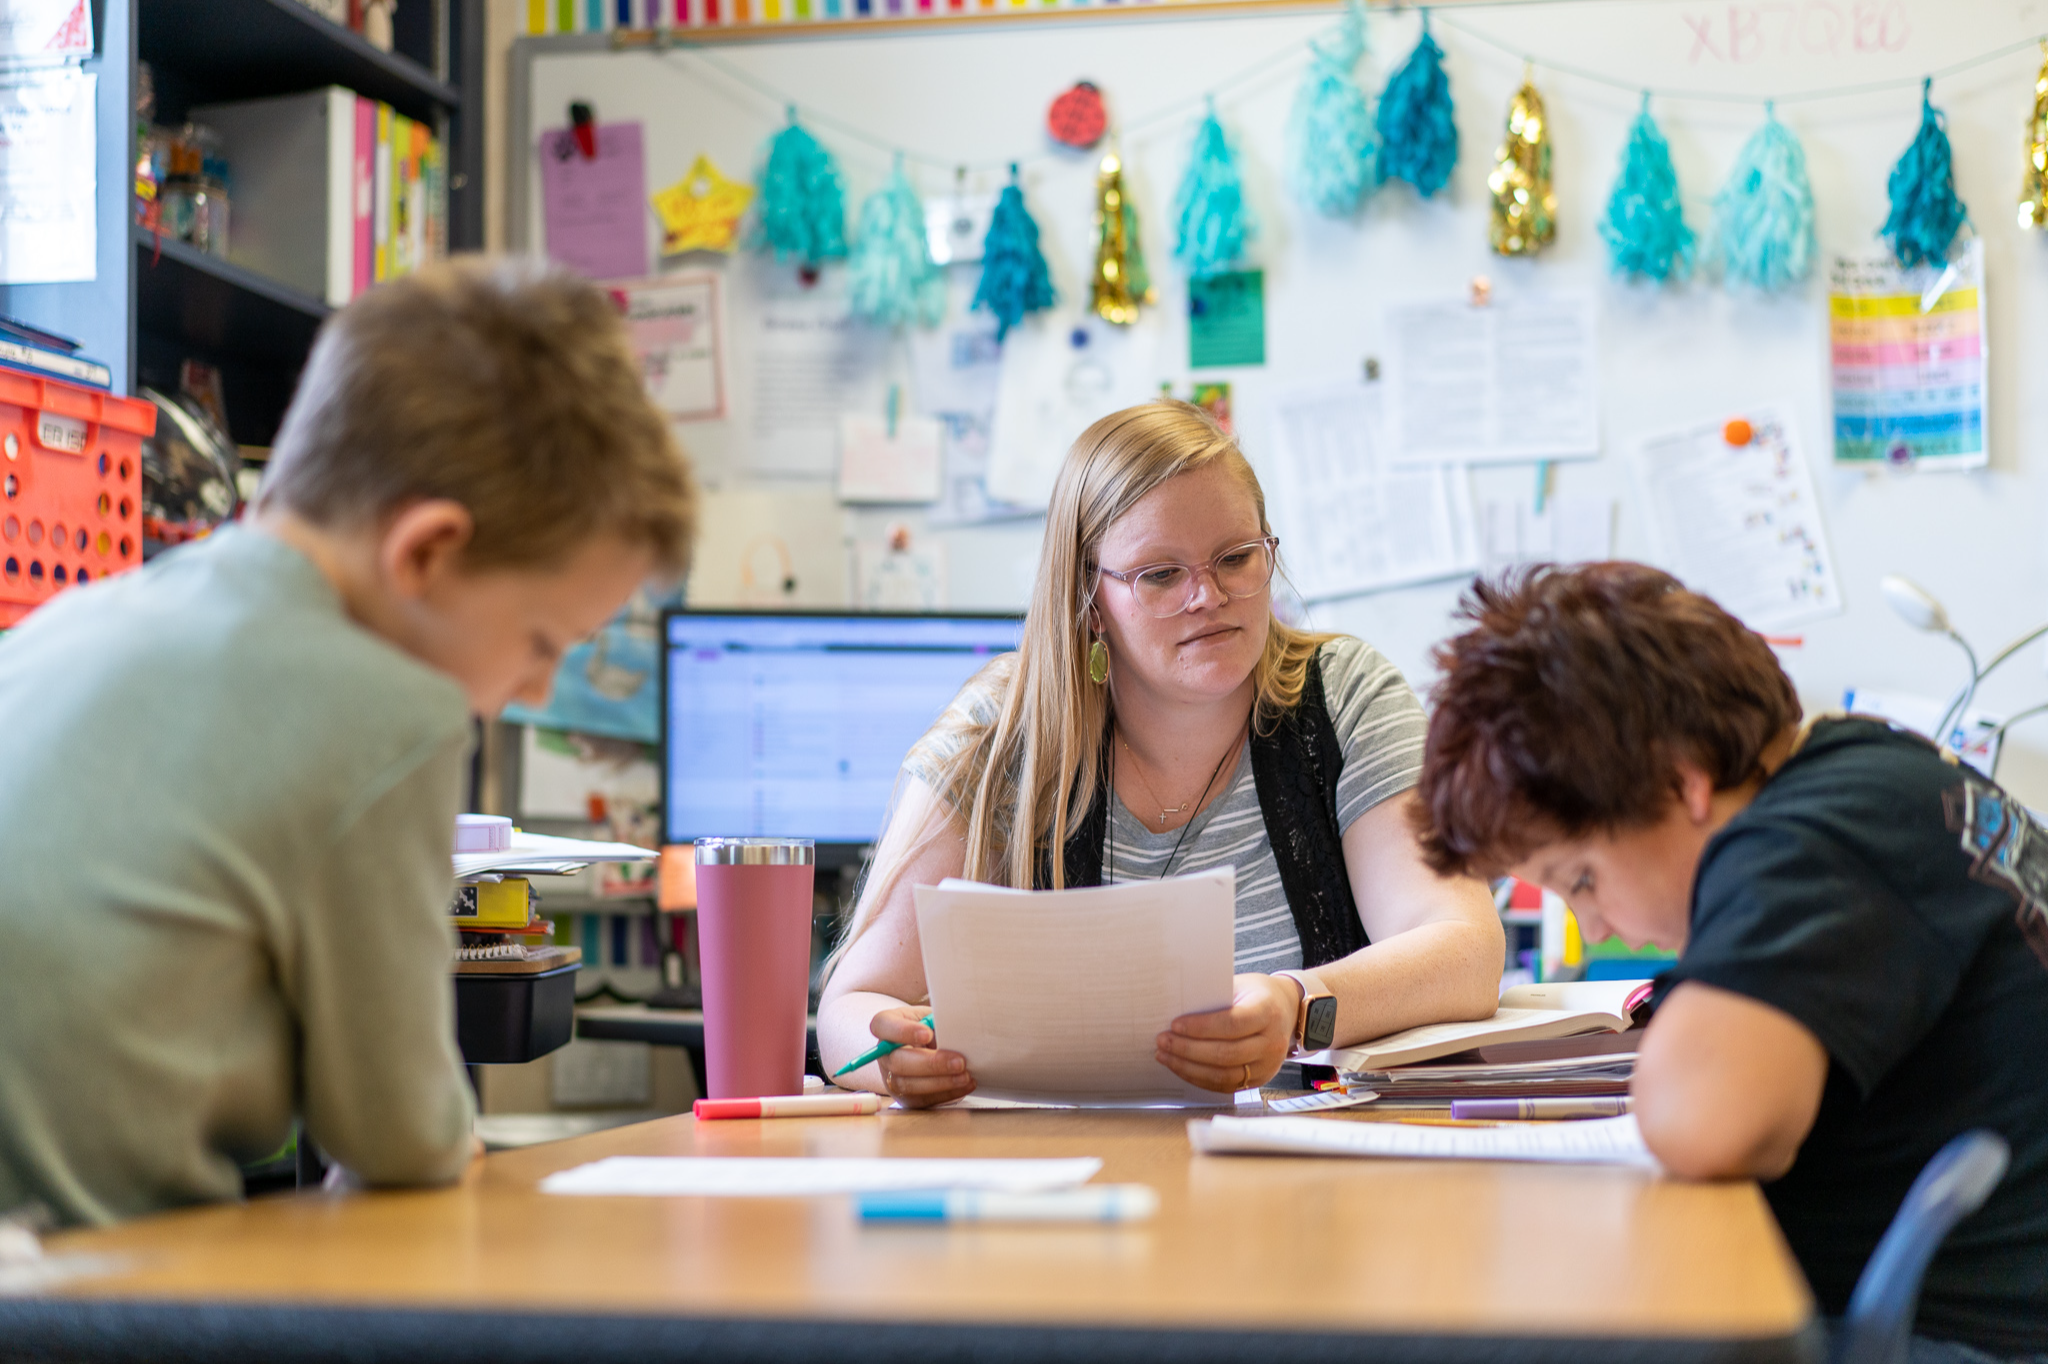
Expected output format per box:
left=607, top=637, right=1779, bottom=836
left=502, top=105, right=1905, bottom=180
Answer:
left=5, top=1109, right=1816, bottom=1362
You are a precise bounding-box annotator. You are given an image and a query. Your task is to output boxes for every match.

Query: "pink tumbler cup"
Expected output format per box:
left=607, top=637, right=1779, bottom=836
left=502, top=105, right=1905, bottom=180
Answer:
left=694, top=837, right=816, bottom=1100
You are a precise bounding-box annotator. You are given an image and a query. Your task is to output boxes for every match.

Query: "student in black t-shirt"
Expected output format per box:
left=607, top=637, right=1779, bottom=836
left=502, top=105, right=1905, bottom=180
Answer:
left=1412, top=562, right=2048, bottom=1360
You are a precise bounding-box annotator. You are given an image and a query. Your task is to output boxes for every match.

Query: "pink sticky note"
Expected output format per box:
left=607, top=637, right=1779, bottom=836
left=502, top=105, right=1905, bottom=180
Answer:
left=537, top=121, right=649, bottom=281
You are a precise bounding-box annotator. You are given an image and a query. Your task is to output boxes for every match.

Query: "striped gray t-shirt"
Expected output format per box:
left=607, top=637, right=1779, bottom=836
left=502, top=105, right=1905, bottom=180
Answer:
left=906, top=636, right=1427, bottom=972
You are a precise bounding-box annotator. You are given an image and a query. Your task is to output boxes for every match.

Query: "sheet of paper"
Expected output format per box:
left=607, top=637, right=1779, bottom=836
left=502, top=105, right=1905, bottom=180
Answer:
left=1264, top=383, right=1478, bottom=601
left=986, top=313, right=1165, bottom=510
left=541, top=1155, right=1103, bottom=1197
left=1190, top=1114, right=1659, bottom=1169
left=910, top=317, right=1003, bottom=416
left=1631, top=406, right=1842, bottom=632
left=0, top=68, right=95, bottom=285
left=685, top=485, right=847, bottom=608
left=454, top=831, right=657, bottom=881
left=1189, top=269, right=1265, bottom=368
left=0, top=0, right=92, bottom=61
left=614, top=272, right=724, bottom=420
left=1298, top=1007, right=1615, bottom=1073
left=1829, top=239, right=1986, bottom=471
left=1479, top=492, right=1615, bottom=568
left=838, top=412, right=943, bottom=503
left=914, top=869, right=1234, bottom=1106
left=927, top=412, right=1038, bottom=527
left=852, top=537, right=948, bottom=608
left=750, top=292, right=889, bottom=477
left=1384, top=296, right=1599, bottom=465
left=537, top=121, right=648, bottom=281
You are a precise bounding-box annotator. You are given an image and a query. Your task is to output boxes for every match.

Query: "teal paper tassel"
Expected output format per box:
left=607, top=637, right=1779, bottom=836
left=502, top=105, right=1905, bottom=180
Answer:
left=1600, top=95, right=1693, bottom=283
left=848, top=158, right=944, bottom=329
left=1174, top=103, right=1253, bottom=279
left=972, top=167, right=1055, bottom=341
left=754, top=108, right=848, bottom=266
left=1375, top=13, right=1457, bottom=198
left=1882, top=80, right=1970, bottom=269
left=1286, top=0, right=1374, bottom=217
left=1708, top=106, right=1816, bottom=292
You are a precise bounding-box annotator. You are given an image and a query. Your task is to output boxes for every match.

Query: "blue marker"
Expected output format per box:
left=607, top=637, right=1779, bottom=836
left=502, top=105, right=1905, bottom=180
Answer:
left=855, top=1185, right=1159, bottom=1224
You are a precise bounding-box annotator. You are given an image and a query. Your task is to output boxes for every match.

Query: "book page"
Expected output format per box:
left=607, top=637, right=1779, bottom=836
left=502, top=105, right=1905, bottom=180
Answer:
left=1190, top=1114, right=1658, bottom=1170
left=1501, top=978, right=1651, bottom=1017
left=1301, top=1007, right=1623, bottom=1072
left=914, top=869, right=1234, bottom=1106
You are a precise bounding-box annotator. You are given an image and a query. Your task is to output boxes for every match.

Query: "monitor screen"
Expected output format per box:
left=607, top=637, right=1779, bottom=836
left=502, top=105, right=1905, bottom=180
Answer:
left=661, top=610, right=1023, bottom=849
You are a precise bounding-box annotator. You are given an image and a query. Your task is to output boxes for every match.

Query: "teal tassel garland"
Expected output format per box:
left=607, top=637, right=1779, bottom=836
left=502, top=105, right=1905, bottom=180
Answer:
left=1708, top=106, right=1815, bottom=292
left=1174, top=103, right=1253, bottom=278
left=1600, top=95, right=1693, bottom=283
left=1375, top=13, right=1457, bottom=198
left=1285, top=0, right=1374, bottom=217
left=1882, top=79, right=1969, bottom=269
left=848, top=159, right=944, bottom=329
left=754, top=109, right=848, bottom=267
left=972, top=167, right=1056, bottom=341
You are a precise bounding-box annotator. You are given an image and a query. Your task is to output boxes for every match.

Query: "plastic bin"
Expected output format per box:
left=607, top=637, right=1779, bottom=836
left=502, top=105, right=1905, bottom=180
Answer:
left=454, top=963, right=578, bottom=1065
left=0, top=372, right=157, bottom=628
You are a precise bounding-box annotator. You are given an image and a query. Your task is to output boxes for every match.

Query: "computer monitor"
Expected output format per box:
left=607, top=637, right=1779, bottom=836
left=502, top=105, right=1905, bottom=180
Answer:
left=660, top=609, right=1024, bottom=866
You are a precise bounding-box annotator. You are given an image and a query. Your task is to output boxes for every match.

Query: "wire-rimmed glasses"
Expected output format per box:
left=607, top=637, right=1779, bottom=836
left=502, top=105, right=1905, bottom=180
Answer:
left=1094, top=537, right=1279, bottom=618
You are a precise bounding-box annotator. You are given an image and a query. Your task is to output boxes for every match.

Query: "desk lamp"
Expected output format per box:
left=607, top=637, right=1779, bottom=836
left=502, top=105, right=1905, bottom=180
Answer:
left=1880, top=575, right=2048, bottom=753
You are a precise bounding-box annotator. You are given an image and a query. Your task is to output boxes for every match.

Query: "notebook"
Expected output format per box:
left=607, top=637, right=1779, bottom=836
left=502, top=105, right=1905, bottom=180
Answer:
left=1298, top=979, right=1656, bottom=1072
left=1189, top=1113, right=1658, bottom=1169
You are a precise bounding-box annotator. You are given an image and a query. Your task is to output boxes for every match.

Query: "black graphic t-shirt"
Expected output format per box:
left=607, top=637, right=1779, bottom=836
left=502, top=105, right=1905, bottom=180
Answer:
left=1668, top=717, right=2048, bottom=1355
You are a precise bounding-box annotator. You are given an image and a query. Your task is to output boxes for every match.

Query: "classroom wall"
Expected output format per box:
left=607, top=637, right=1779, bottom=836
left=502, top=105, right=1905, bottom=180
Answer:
left=507, top=0, right=2048, bottom=803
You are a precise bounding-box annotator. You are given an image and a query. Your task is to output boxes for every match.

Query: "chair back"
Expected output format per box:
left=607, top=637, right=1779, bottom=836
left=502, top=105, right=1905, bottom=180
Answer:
left=1835, top=1129, right=2010, bottom=1363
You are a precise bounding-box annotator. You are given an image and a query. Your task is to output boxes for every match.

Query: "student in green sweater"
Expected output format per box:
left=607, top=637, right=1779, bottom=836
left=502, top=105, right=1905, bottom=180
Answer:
left=1414, top=564, right=2048, bottom=1359
left=0, top=258, right=696, bottom=1226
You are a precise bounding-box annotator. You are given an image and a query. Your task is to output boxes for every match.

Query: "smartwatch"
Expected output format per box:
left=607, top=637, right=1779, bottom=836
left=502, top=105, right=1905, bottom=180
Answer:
left=1274, top=969, right=1338, bottom=1054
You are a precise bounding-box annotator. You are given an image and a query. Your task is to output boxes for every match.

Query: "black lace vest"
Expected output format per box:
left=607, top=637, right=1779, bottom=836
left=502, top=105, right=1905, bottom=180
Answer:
left=1033, top=646, right=1369, bottom=968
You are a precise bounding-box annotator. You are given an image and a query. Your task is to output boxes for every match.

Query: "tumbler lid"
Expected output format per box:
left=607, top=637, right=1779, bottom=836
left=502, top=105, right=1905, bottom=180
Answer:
left=694, top=837, right=816, bottom=866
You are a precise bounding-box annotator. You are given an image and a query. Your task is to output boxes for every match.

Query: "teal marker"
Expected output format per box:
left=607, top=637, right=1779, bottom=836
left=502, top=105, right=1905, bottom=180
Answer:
left=831, top=1014, right=935, bottom=1078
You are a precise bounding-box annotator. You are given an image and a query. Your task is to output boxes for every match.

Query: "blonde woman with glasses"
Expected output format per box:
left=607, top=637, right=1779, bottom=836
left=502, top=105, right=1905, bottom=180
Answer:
left=818, top=400, right=1502, bottom=1106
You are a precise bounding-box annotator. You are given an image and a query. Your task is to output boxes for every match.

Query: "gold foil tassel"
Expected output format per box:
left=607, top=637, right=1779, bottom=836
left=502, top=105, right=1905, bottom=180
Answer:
left=1488, top=75, right=1556, bottom=256
left=2021, top=43, right=2048, bottom=229
left=1091, top=151, right=1153, bottom=325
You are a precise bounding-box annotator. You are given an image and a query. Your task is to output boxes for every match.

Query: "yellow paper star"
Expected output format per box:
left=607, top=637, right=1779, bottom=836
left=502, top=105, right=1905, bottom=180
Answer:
left=651, top=155, right=755, bottom=256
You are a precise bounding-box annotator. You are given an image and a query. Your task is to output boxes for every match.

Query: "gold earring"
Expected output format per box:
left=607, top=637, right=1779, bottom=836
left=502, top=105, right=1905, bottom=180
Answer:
left=1088, top=638, right=1109, bottom=685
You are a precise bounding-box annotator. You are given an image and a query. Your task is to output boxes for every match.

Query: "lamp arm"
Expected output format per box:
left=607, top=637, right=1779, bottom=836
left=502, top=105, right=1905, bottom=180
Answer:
left=1978, top=622, right=2048, bottom=680
left=1988, top=702, right=2048, bottom=781
left=1935, top=630, right=1984, bottom=745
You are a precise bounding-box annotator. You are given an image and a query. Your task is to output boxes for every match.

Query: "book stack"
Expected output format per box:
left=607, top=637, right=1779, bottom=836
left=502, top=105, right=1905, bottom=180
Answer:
left=188, top=88, right=447, bottom=308
left=449, top=818, right=658, bottom=977
left=0, top=316, right=111, bottom=391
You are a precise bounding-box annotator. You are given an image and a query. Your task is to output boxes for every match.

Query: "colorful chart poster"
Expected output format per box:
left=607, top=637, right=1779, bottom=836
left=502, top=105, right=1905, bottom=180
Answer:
left=1828, top=240, right=1987, bottom=471
left=611, top=272, right=725, bottom=420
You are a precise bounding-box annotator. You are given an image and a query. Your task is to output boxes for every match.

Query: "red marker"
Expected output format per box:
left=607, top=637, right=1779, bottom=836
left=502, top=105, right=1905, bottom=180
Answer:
left=694, top=1092, right=885, bottom=1121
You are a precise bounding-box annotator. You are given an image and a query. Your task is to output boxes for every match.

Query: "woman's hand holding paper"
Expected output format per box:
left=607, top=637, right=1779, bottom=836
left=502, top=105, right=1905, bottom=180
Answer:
left=871, top=1006, right=978, bottom=1108
left=1156, top=973, right=1297, bottom=1092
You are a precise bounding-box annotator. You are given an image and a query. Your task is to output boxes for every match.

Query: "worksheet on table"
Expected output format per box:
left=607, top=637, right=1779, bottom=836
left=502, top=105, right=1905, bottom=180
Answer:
left=914, top=869, right=1234, bottom=1107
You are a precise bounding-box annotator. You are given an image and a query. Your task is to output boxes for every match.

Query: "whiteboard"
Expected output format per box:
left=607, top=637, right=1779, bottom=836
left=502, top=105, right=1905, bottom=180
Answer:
left=511, top=0, right=2048, bottom=804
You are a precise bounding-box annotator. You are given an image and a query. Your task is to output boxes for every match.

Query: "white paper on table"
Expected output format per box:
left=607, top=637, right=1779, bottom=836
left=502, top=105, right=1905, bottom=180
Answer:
left=1264, top=382, right=1479, bottom=602
left=0, top=0, right=92, bottom=61
left=454, top=831, right=657, bottom=880
left=986, top=313, right=1165, bottom=509
left=1630, top=405, right=1842, bottom=632
left=1190, top=1114, right=1660, bottom=1169
left=749, top=291, right=889, bottom=477
left=0, top=68, right=95, bottom=285
left=541, top=1155, right=1103, bottom=1197
left=1383, top=296, right=1600, bottom=466
left=838, top=412, right=943, bottom=503
left=914, top=868, right=1234, bottom=1107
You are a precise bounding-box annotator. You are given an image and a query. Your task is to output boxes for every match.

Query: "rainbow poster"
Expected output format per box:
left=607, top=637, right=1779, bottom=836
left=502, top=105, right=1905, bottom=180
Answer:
left=1828, top=239, right=1987, bottom=471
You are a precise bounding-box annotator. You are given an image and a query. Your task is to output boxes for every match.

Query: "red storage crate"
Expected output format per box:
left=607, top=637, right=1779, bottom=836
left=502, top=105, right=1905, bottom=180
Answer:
left=0, top=372, right=156, bottom=628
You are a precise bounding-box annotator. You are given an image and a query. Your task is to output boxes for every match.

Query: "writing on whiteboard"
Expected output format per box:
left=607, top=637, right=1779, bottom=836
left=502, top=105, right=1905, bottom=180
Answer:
left=1683, top=1, right=1910, bottom=63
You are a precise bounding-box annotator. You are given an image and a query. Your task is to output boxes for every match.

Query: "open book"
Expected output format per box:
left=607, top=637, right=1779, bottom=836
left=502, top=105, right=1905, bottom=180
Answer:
left=913, top=869, right=1235, bottom=1107
left=1298, top=978, right=1656, bottom=1073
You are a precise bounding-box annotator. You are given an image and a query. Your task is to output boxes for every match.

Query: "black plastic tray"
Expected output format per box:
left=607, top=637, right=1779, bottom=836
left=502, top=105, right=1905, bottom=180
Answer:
left=454, top=963, right=578, bottom=1065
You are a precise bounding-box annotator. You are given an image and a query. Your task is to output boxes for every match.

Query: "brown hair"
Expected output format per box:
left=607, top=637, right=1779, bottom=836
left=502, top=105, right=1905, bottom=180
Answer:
left=257, top=256, right=696, bottom=574
left=1414, top=562, right=1800, bottom=877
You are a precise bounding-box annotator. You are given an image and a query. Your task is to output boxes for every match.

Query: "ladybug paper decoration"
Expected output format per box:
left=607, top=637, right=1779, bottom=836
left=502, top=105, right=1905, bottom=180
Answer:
left=1048, top=82, right=1109, bottom=149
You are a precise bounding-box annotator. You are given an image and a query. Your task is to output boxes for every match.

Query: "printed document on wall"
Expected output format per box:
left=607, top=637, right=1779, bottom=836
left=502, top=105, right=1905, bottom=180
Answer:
left=750, top=289, right=888, bottom=477
left=1829, top=240, right=1986, bottom=471
left=0, top=68, right=95, bottom=284
left=1384, top=296, right=1599, bottom=465
left=615, top=272, right=725, bottom=421
left=986, top=313, right=1164, bottom=509
left=0, top=0, right=92, bottom=60
left=1266, top=383, right=1478, bottom=601
left=1631, top=407, right=1841, bottom=631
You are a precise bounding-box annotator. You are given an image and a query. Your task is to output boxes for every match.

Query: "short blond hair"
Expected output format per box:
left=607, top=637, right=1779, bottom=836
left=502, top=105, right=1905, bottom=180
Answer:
left=258, top=255, right=696, bottom=574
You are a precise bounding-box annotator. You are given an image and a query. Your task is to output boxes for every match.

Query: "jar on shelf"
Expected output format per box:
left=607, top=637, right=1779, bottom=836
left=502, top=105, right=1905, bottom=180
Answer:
left=158, top=124, right=230, bottom=258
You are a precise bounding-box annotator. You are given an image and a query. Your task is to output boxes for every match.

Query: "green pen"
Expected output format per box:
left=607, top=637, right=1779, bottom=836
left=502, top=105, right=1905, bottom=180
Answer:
left=831, top=1014, right=935, bottom=1078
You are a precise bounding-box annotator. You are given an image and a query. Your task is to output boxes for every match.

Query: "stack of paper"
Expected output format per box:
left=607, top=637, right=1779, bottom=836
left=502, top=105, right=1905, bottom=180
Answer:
left=453, top=831, right=658, bottom=881
left=1189, top=1114, right=1660, bottom=1170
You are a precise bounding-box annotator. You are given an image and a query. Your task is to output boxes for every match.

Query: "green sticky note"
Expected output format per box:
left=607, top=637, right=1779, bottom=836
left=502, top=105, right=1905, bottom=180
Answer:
left=1189, top=270, right=1265, bottom=368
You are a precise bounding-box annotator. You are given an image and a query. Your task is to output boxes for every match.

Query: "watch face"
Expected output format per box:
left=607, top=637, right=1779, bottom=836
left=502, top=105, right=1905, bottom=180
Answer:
left=1304, top=995, right=1339, bottom=1052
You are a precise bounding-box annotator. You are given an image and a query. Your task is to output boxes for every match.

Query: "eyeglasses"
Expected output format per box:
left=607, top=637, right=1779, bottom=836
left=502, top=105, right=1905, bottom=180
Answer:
left=1095, top=537, right=1279, bottom=618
